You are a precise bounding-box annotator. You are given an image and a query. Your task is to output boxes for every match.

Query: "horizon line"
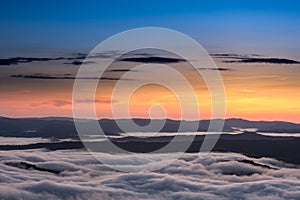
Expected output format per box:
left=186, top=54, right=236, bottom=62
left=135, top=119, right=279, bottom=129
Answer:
left=1, top=115, right=299, bottom=124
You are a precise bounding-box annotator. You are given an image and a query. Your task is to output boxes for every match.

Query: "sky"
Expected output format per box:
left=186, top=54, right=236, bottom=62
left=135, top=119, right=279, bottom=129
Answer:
left=0, top=0, right=300, bottom=122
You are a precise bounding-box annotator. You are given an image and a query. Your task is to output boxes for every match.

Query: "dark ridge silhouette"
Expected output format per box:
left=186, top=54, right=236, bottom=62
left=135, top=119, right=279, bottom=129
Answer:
left=117, top=56, right=185, bottom=63
left=0, top=132, right=299, bottom=165
left=218, top=168, right=261, bottom=176
left=225, top=118, right=300, bottom=132
left=5, top=161, right=61, bottom=174
left=0, top=141, right=84, bottom=151
left=0, top=117, right=300, bottom=139
left=237, top=159, right=278, bottom=170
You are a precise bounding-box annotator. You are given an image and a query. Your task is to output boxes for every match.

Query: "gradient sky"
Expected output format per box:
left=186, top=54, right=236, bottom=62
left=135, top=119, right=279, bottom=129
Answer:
left=1, top=0, right=300, bottom=122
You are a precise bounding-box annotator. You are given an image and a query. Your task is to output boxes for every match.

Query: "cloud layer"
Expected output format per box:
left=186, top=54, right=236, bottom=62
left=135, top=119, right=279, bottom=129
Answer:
left=10, top=74, right=132, bottom=81
left=210, top=53, right=300, bottom=64
left=0, top=150, right=299, bottom=199
left=117, top=56, right=185, bottom=63
left=2, top=53, right=299, bottom=66
left=225, top=58, right=300, bottom=64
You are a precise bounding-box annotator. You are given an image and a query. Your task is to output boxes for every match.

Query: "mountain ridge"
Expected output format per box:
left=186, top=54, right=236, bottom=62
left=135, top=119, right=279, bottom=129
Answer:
left=0, top=116, right=300, bottom=139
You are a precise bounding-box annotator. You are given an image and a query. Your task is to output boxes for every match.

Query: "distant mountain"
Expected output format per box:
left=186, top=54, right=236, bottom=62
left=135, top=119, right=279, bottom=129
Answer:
left=225, top=118, right=300, bottom=133
left=1, top=131, right=299, bottom=165
left=0, top=117, right=299, bottom=139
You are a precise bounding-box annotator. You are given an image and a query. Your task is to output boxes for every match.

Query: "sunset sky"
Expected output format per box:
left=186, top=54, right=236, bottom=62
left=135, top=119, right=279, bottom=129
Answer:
left=1, top=0, right=300, bottom=122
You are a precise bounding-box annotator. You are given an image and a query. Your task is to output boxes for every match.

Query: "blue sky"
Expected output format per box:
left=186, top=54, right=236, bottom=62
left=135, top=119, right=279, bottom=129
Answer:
left=1, top=1, right=300, bottom=121
left=1, top=0, right=300, bottom=58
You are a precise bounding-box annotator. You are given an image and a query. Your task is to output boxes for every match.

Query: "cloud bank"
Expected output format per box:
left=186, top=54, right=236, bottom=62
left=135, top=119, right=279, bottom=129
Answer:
left=0, top=150, right=299, bottom=199
left=117, top=56, right=185, bottom=63
left=210, top=53, right=300, bottom=64
left=10, top=74, right=133, bottom=81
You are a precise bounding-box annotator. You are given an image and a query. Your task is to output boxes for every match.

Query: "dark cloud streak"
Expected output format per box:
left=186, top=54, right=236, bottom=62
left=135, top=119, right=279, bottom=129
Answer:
left=10, top=74, right=133, bottom=81
left=225, top=57, right=300, bottom=64
left=117, top=56, right=185, bottom=63
left=0, top=57, right=65, bottom=66
left=64, top=61, right=95, bottom=65
left=198, top=67, right=231, bottom=71
left=210, top=53, right=300, bottom=64
left=107, top=69, right=138, bottom=72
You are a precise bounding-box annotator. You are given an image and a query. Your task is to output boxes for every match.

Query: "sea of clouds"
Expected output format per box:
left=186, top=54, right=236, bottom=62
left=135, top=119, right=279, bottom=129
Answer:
left=0, top=149, right=299, bottom=200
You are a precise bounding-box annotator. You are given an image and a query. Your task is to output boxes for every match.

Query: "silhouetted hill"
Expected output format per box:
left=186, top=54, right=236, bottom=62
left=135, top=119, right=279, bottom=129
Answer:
left=0, top=117, right=299, bottom=139
left=225, top=118, right=300, bottom=132
left=0, top=131, right=299, bottom=165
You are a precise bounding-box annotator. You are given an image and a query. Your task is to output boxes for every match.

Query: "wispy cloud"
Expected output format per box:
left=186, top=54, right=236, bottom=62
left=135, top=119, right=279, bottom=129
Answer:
left=0, top=52, right=114, bottom=66
left=107, top=69, right=138, bottom=72
left=30, top=100, right=71, bottom=107
left=63, top=61, right=95, bottom=65
left=210, top=53, right=245, bottom=59
left=198, top=67, right=231, bottom=71
left=117, top=56, right=185, bottom=63
left=0, top=52, right=191, bottom=66
left=11, top=74, right=76, bottom=80
left=75, top=98, right=118, bottom=104
left=241, top=89, right=255, bottom=93
left=52, top=100, right=72, bottom=107
left=225, top=58, right=300, bottom=64
left=231, top=75, right=279, bottom=80
left=0, top=57, right=65, bottom=65
left=210, top=53, right=300, bottom=64
left=10, top=74, right=133, bottom=81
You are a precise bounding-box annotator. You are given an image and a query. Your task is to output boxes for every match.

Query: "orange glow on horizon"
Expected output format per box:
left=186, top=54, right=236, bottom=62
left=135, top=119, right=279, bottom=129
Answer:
left=1, top=61, right=299, bottom=123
